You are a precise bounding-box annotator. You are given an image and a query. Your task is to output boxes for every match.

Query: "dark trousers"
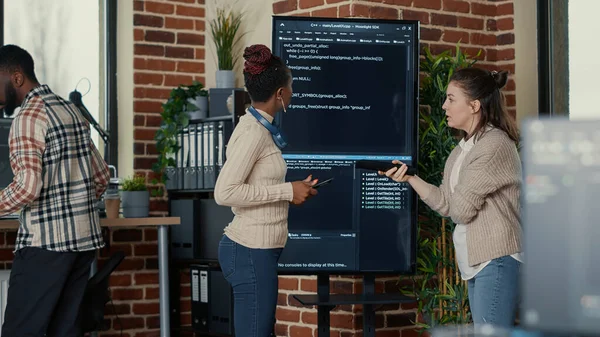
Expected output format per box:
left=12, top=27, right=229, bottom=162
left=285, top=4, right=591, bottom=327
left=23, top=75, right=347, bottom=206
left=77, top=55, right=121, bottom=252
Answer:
left=218, top=235, right=282, bottom=337
left=1, top=247, right=96, bottom=337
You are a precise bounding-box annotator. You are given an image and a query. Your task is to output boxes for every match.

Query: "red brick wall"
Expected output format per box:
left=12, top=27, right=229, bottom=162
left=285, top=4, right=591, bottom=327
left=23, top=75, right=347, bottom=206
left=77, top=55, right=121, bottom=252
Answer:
left=102, top=0, right=206, bottom=336
left=0, top=1, right=512, bottom=336
left=272, top=0, right=516, bottom=336
left=98, top=228, right=168, bottom=337
left=132, top=0, right=206, bottom=211
left=0, top=1, right=516, bottom=336
left=274, top=0, right=516, bottom=116
left=0, top=1, right=516, bottom=337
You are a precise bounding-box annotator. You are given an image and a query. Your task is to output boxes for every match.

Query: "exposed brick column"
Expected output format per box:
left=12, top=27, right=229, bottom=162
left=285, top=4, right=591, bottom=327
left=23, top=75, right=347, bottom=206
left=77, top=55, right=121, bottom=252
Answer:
left=96, top=1, right=207, bottom=336
left=132, top=0, right=206, bottom=216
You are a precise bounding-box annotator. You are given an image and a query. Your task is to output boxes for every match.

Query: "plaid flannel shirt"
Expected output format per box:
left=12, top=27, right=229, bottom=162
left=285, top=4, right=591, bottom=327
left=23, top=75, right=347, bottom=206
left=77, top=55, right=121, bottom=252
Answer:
left=0, top=85, right=109, bottom=252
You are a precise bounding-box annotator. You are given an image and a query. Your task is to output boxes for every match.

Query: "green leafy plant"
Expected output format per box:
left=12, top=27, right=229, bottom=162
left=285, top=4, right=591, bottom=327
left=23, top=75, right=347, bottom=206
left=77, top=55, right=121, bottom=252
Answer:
left=209, top=5, right=244, bottom=71
left=152, top=81, right=206, bottom=194
left=121, top=174, right=147, bottom=192
left=401, top=44, right=481, bottom=330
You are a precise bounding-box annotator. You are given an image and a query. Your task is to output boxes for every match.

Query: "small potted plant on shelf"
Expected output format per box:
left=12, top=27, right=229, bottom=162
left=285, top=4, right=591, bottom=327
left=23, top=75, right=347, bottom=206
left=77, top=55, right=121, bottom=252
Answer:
left=191, top=88, right=209, bottom=120
left=120, top=174, right=150, bottom=218
left=209, top=3, right=244, bottom=88
left=177, top=81, right=209, bottom=120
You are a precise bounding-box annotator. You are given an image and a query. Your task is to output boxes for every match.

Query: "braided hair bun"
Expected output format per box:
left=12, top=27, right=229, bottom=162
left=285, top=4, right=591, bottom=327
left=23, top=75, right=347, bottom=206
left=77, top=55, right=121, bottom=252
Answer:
left=243, top=44, right=272, bottom=75
left=242, top=44, right=291, bottom=102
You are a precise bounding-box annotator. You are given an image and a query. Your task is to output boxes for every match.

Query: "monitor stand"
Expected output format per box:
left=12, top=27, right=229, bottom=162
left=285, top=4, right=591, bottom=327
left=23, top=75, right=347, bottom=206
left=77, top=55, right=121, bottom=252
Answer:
left=293, top=274, right=415, bottom=337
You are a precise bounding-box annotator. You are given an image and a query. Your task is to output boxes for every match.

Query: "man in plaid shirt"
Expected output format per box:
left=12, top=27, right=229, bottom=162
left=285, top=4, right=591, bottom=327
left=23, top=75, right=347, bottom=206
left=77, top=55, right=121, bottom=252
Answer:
left=0, top=45, right=110, bottom=336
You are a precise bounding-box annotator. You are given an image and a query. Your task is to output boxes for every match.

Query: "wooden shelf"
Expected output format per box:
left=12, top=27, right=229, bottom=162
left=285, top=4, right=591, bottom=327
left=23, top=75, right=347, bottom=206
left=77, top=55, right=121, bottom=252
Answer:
left=0, top=216, right=180, bottom=230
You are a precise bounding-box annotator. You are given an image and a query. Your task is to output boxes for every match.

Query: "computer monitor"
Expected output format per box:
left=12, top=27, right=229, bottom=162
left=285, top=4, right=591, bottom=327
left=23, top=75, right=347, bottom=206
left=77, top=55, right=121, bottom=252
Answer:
left=271, top=16, right=419, bottom=275
left=521, top=118, right=600, bottom=335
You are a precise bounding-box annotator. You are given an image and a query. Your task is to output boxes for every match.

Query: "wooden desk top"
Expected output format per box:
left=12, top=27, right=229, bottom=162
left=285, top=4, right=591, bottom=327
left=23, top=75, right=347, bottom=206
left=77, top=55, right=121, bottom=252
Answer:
left=0, top=217, right=180, bottom=230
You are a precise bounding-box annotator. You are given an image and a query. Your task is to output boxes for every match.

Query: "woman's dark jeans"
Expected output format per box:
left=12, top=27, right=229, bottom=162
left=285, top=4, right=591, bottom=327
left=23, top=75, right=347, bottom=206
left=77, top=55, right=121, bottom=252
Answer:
left=218, top=235, right=282, bottom=337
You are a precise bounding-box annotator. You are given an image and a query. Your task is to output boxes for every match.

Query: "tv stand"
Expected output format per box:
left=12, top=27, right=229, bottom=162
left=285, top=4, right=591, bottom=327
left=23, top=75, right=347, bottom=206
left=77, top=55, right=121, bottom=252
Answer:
left=292, top=274, right=415, bottom=337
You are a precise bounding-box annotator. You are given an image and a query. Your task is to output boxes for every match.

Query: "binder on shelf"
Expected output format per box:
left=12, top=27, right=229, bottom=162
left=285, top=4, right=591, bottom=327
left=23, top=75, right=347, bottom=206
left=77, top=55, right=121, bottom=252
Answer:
left=165, top=167, right=178, bottom=190
left=181, top=127, right=190, bottom=189
left=184, top=126, right=198, bottom=189
left=190, top=264, right=234, bottom=335
left=167, top=117, right=235, bottom=192
left=193, top=125, right=199, bottom=188
left=203, top=123, right=216, bottom=189
left=196, top=123, right=205, bottom=190
left=175, top=129, right=185, bottom=190
left=165, top=131, right=178, bottom=190
left=216, top=120, right=232, bottom=178
left=190, top=267, right=209, bottom=332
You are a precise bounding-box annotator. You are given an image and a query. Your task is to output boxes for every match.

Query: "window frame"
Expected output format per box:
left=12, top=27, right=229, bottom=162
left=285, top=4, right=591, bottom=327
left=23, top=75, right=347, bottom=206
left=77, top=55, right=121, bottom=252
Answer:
left=537, top=0, right=569, bottom=117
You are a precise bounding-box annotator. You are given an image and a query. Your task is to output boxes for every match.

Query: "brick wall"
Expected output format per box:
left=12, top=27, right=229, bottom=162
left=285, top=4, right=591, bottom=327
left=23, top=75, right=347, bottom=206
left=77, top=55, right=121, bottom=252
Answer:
left=102, top=0, right=206, bottom=336
left=0, top=1, right=516, bottom=336
left=272, top=0, right=516, bottom=336
left=0, top=1, right=517, bottom=336
left=274, top=0, right=516, bottom=116
left=132, top=0, right=206, bottom=213
left=8, top=0, right=513, bottom=336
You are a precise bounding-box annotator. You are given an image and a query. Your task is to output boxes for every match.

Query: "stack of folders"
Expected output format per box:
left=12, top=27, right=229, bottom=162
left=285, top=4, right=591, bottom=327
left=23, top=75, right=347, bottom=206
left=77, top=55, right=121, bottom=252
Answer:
left=165, top=120, right=233, bottom=191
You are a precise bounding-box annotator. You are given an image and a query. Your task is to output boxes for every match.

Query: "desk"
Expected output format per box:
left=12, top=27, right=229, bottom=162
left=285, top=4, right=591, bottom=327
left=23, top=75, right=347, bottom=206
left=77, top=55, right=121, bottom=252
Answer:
left=0, top=217, right=180, bottom=337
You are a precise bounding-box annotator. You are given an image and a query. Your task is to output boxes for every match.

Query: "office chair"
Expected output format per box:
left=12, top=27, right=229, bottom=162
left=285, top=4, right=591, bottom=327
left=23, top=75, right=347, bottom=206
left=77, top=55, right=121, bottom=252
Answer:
left=80, top=251, right=125, bottom=333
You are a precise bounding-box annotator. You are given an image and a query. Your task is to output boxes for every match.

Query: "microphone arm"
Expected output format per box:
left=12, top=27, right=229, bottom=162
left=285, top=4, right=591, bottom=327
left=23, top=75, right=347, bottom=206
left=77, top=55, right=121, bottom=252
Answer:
left=68, top=90, right=110, bottom=145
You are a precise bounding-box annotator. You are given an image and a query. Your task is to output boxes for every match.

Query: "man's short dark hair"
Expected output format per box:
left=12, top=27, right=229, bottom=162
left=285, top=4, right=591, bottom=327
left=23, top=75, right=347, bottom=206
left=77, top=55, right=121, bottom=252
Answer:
left=0, top=44, right=38, bottom=82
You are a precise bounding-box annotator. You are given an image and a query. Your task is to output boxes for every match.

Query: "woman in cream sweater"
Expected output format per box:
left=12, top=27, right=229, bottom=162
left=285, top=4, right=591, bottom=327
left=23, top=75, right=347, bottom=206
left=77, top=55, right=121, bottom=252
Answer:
left=214, top=44, right=318, bottom=337
left=382, top=68, right=522, bottom=328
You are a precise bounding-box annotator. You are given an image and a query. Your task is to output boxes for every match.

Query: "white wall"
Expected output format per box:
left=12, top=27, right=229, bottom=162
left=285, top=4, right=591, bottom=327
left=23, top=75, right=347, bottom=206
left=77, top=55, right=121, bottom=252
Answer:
left=204, top=0, right=273, bottom=89
left=117, top=0, right=135, bottom=180
left=568, top=1, right=600, bottom=120
left=514, top=0, right=539, bottom=126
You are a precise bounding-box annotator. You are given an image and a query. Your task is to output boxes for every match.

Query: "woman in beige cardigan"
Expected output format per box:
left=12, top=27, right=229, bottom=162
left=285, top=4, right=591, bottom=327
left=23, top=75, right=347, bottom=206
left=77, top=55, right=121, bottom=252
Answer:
left=381, top=68, right=522, bottom=328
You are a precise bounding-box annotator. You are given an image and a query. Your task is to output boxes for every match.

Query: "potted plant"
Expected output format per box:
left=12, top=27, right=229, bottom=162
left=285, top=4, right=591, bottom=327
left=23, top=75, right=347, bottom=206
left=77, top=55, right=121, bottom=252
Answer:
left=190, top=88, right=209, bottom=120
left=121, top=174, right=150, bottom=218
left=400, top=44, right=481, bottom=330
left=180, top=81, right=209, bottom=120
left=152, top=81, right=206, bottom=194
left=209, top=4, right=244, bottom=88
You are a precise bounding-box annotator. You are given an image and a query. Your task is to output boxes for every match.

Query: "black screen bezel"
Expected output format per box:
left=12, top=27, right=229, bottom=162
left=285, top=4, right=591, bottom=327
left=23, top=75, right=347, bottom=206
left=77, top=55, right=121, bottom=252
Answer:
left=271, top=15, right=420, bottom=276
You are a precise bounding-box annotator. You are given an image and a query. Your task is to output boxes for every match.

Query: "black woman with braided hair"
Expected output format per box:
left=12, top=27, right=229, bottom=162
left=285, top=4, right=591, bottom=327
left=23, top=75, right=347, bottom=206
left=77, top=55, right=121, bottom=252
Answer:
left=214, top=44, right=319, bottom=337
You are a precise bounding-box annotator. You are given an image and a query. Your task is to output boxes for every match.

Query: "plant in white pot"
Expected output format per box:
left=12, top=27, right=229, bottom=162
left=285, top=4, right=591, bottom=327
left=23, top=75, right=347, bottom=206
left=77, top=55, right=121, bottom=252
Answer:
left=120, top=174, right=150, bottom=218
left=209, top=4, right=244, bottom=88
